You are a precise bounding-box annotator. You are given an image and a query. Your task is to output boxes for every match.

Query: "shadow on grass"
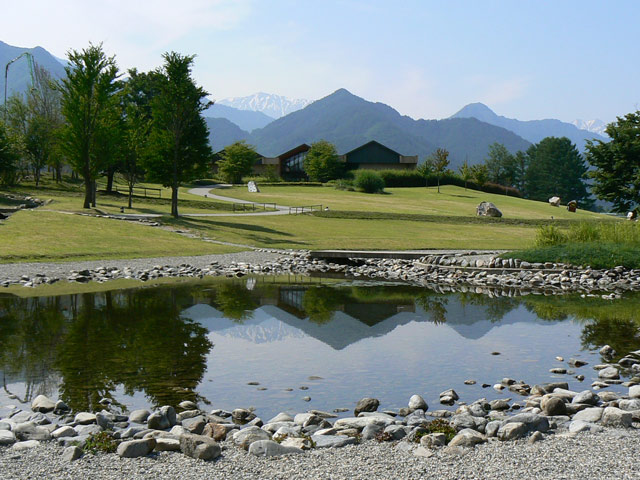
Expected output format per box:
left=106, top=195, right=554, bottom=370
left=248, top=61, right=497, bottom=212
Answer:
left=170, top=217, right=297, bottom=237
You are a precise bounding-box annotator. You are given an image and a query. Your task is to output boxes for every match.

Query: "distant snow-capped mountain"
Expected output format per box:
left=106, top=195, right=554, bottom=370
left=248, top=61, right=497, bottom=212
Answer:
left=217, top=92, right=312, bottom=119
left=572, top=119, right=608, bottom=137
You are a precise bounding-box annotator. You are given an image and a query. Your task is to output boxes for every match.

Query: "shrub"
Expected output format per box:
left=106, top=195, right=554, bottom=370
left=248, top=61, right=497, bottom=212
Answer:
left=354, top=170, right=385, bottom=193
left=83, top=431, right=118, bottom=454
left=376, top=169, right=426, bottom=187
left=535, top=225, right=568, bottom=247
left=425, top=419, right=457, bottom=443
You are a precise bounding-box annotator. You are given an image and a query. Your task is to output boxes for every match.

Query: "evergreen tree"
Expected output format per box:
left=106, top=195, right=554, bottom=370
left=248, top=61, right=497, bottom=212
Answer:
left=585, top=111, right=640, bottom=212
left=524, top=137, right=590, bottom=206
left=485, top=142, right=518, bottom=190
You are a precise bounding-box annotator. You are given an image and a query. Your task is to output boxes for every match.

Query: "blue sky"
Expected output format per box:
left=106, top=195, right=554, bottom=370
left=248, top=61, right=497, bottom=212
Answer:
left=3, top=0, right=638, bottom=123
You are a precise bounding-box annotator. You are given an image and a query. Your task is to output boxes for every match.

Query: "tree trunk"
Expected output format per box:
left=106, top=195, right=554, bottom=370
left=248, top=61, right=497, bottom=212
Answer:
left=56, top=165, right=61, bottom=182
left=437, top=177, right=440, bottom=193
left=106, top=167, right=115, bottom=193
left=128, top=184, right=133, bottom=209
left=91, top=180, right=97, bottom=207
left=83, top=176, right=92, bottom=208
left=171, top=184, right=179, bottom=217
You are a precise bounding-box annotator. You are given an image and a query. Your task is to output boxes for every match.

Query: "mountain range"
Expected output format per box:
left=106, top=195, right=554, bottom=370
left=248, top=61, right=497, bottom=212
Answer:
left=217, top=92, right=311, bottom=119
left=0, top=40, right=66, bottom=99
left=451, top=102, right=608, bottom=150
left=1, top=40, right=609, bottom=166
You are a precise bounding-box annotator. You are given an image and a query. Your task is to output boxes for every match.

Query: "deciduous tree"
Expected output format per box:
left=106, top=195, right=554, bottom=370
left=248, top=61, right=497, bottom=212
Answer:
left=217, top=140, right=259, bottom=184
left=144, top=52, right=212, bottom=217
left=426, top=147, right=450, bottom=193
left=303, top=140, right=342, bottom=182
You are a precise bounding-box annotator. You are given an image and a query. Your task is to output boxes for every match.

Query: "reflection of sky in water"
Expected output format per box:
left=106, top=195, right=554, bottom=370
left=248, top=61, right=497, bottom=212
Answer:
left=0, top=285, right=627, bottom=420
left=182, top=302, right=597, bottom=420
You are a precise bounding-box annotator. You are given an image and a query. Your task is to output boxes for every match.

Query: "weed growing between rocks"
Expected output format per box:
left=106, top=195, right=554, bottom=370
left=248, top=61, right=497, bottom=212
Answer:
left=83, top=431, right=118, bottom=454
left=425, top=419, right=457, bottom=443
left=374, top=431, right=394, bottom=442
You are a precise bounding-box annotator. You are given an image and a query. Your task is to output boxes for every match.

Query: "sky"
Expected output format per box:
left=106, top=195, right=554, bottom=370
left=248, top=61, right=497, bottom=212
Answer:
left=2, top=0, right=639, bottom=123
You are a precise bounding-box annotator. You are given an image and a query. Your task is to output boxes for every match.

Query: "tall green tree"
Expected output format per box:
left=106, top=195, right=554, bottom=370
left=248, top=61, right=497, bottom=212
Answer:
left=485, top=142, right=518, bottom=191
left=217, top=140, right=259, bottom=184
left=0, top=121, right=19, bottom=185
left=524, top=136, right=590, bottom=206
left=58, top=43, right=121, bottom=208
left=471, top=163, right=488, bottom=188
left=144, top=52, right=212, bottom=217
left=585, top=112, right=640, bottom=212
left=458, top=158, right=472, bottom=190
left=303, top=140, right=342, bottom=182
left=426, top=147, right=450, bottom=193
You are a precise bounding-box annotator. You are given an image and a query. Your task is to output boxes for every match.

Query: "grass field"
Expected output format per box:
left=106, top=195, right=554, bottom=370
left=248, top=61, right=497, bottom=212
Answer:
left=0, top=210, right=239, bottom=263
left=217, top=184, right=607, bottom=220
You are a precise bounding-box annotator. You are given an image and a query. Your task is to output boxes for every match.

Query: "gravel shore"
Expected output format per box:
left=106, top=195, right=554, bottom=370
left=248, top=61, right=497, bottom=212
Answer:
left=0, top=250, right=285, bottom=284
left=1, top=429, right=638, bottom=480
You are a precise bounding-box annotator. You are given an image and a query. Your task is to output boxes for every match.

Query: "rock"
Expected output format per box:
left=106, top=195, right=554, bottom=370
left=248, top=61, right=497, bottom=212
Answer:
left=294, top=413, right=321, bottom=427
left=601, top=407, right=632, bottom=428
left=182, top=415, right=206, bottom=435
left=413, top=446, right=434, bottom=458
left=232, top=408, right=255, bottom=423
left=31, top=395, right=55, bottom=413
left=490, top=399, right=510, bottom=411
left=74, top=412, right=96, bottom=425
left=549, top=196, right=561, bottom=206
left=476, top=201, right=502, bottom=218
left=0, top=430, right=16, bottom=446
left=572, top=390, right=599, bottom=405
left=420, top=433, right=446, bottom=448
left=573, top=407, right=603, bottom=423
left=248, top=440, right=303, bottom=457
left=485, top=421, right=502, bottom=437
left=12, top=440, right=40, bottom=451
left=147, top=406, right=177, bottom=430
left=76, top=425, right=101, bottom=437
left=233, top=426, right=271, bottom=449
left=629, top=385, right=640, bottom=399
left=448, top=428, right=487, bottom=448
left=273, top=425, right=303, bottom=441
left=569, top=420, right=603, bottom=434
left=383, top=425, right=408, bottom=441
left=202, top=422, right=234, bottom=441
left=62, top=446, right=83, bottom=462
left=541, top=396, right=567, bottom=416
left=599, top=345, right=616, bottom=357
left=117, top=438, right=156, bottom=458
left=180, top=434, right=221, bottom=461
left=54, top=400, right=70, bottom=414
left=528, top=431, right=544, bottom=444
left=598, top=366, right=620, bottom=380
left=96, top=411, right=115, bottom=430
left=129, top=409, right=150, bottom=424
left=178, top=401, right=198, bottom=410
left=311, top=434, right=357, bottom=448
left=568, top=358, right=588, bottom=368
left=13, top=423, right=51, bottom=441
left=408, top=394, right=428, bottom=411
left=361, top=423, right=384, bottom=441
left=618, top=399, right=640, bottom=411
left=354, top=397, right=380, bottom=416
left=154, top=438, right=181, bottom=452
left=335, top=416, right=394, bottom=430
left=267, top=412, right=294, bottom=424
left=280, top=436, right=312, bottom=450
left=497, top=422, right=527, bottom=441
left=502, top=413, right=549, bottom=433
left=51, top=426, right=77, bottom=439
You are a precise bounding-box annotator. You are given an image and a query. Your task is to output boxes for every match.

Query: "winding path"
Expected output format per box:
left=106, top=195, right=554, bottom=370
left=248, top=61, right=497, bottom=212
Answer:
left=185, top=184, right=290, bottom=216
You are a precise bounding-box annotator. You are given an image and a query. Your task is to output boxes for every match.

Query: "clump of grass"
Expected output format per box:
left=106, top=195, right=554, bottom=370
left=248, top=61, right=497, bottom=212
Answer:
left=425, top=419, right=457, bottom=443
left=83, top=431, right=118, bottom=454
left=534, top=221, right=640, bottom=247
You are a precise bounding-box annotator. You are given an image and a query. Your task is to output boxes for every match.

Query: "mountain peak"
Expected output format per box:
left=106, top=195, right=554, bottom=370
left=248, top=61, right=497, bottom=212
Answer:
left=217, top=92, right=312, bottom=119
left=451, top=103, right=498, bottom=122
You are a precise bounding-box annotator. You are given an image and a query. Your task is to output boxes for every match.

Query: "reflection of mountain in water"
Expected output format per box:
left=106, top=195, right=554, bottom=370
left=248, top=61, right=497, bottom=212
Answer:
left=185, top=288, right=558, bottom=350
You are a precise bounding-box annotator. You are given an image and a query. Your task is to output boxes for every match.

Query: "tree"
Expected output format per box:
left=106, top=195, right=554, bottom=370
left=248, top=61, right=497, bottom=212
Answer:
left=303, top=140, right=342, bottom=182
left=217, top=140, right=259, bottom=184
left=513, top=150, right=528, bottom=193
left=458, top=158, right=472, bottom=190
left=471, top=164, right=488, bottom=188
left=426, top=148, right=450, bottom=193
left=585, top=111, right=640, bottom=212
left=524, top=136, right=590, bottom=206
left=0, top=121, right=19, bottom=185
left=144, top=52, right=212, bottom=217
left=58, top=43, right=121, bottom=208
left=485, top=142, right=518, bottom=193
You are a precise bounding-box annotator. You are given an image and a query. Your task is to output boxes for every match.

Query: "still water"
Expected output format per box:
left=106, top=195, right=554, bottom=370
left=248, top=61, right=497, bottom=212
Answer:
left=1, top=278, right=639, bottom=420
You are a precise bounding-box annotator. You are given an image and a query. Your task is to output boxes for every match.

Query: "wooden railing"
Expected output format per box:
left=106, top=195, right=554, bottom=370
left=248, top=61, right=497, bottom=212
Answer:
left=289, top=205, right=323, bottom=214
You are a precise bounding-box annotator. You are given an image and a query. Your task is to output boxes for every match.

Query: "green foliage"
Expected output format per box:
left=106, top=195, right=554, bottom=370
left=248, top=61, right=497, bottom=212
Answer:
left=332, top=179, right=355, bottom=191
left=376, top=169, right=426, bottom=187
left=534, top=225, right=568, bottom=247
left=505, top=243, right=640, bottom=270
left=458, top=159, right=472, bottom=189
left=144, top=52, right=212, bottom=217
left=354, top=170, right=385, bottom=193
left=302, top=286, right=341, bottom=324
left=585, top=111, right=640, bottom=212
left=425, top=419, right=456, bottom=443
left=425, top=148, right=450, bottom=193
left=58, top=43, right=121, bottom=208
left=524, top=137, right=590, bottom=206
left=263, top=165, right=282, bottom=183
left=534, top=221, right=640, bottom=248
left=470, top=164, right=488, bottom=188
left=217, top=140, right=259, bottom=184
left=303, top=140, right=343, bottom=182
left=0, top=121, right=19, bottom=185
left=485, top=142, right=520, bottom=188
left=83, top=431, right=118, bottom=454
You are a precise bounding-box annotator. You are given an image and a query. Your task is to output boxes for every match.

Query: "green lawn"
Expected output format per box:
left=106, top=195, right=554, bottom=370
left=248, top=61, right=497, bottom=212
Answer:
left=219, top=184, right=607, bottom=220
left=0, top=210, right=239, bottom=263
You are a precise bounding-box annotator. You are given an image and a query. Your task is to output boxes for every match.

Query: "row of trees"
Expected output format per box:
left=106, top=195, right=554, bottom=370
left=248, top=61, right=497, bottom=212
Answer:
left=1, top=43, right=213, bottom=217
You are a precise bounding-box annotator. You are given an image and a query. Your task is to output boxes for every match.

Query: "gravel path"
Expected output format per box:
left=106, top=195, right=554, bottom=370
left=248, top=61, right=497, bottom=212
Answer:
left=0, top=250, right=285, bottom=284
left=1, top=429, right=638, bottom=479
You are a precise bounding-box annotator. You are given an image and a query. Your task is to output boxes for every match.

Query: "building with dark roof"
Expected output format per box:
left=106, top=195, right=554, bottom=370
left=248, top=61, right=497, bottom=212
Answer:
left=339, top=141, right=418, bottom=171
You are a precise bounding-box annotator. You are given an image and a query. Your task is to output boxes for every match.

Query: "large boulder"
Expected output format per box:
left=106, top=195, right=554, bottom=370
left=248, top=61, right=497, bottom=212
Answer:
left=476, top=202, right=502, bottom=218
left=548, top=196, right=561, bottom=207
left=31, top=395, right=56, bottom=413
left=408, top=394, right=428, bottom=411
left=179, top=434, right=221, bottom=460
left=233, top=426, right=271, bottom=449
left=248, top=440, right=303, bottom=457
left=448, top=428, right=486, bottom=448
left=601, top=407, right=632, bottom=428
left=117, top=439, right=156, bottom=458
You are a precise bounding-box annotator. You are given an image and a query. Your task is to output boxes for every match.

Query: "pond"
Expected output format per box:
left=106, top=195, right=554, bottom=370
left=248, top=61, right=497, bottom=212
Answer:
left=1, top=278, right=639, bottom=420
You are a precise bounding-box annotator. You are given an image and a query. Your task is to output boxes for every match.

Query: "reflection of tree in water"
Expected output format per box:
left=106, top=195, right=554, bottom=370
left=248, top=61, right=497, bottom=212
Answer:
left=211, top=283, right=257, bottom=323
left=302, top=286, right=345, bottom=325
left=0, top=287, right=212, bottom=413
left=458, top=293, right=521, bottom=322
left=415, top=293, right=449, bottom=324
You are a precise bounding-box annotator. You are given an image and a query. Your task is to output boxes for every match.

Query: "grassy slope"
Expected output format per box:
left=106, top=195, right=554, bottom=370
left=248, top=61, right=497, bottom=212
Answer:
left=217, top=184, right=607, bottom=220
left=0, top=210, right=239, bottom=263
